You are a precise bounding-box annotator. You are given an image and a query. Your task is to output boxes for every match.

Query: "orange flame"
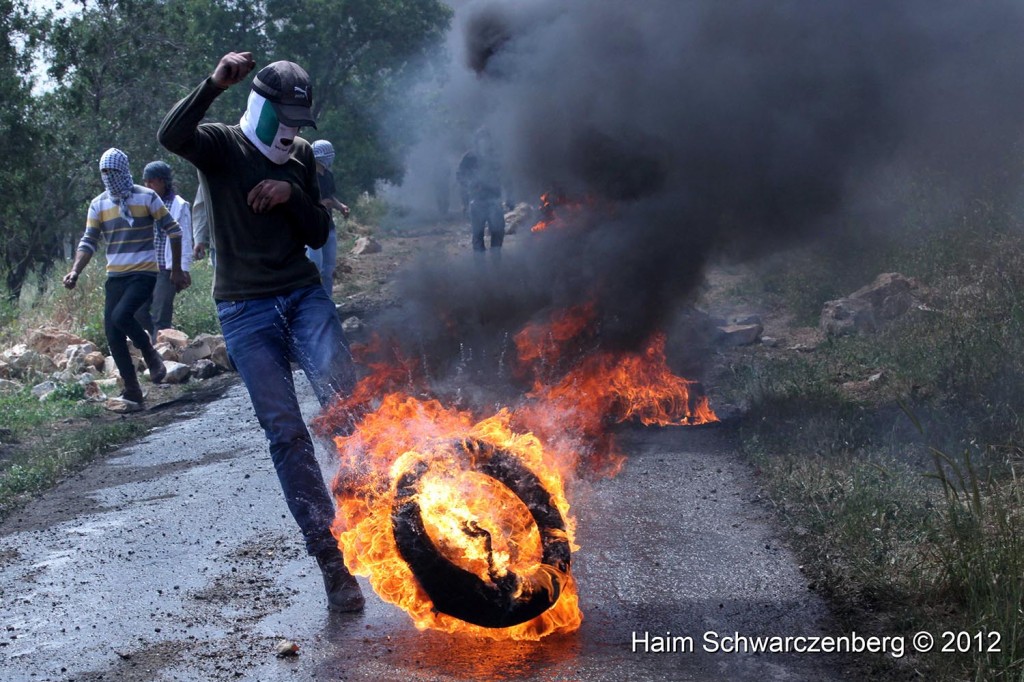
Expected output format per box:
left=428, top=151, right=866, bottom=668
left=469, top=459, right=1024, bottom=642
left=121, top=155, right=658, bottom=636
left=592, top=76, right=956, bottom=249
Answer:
left=328, top=395, right=582, bottom=640
left=530, top=192, right=595, bottom=233
left=317, top=307, right=716, bottom=640
left=512, top=309, right=717, bottom=475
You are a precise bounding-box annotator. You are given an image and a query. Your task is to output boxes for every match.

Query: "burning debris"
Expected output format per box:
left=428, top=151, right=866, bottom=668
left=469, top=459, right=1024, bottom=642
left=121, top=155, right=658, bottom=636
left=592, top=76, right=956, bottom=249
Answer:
left=314, top=302, right=717, bottom=638
left=311, top=0, right=1024, bottom=642
left=391, top=438, right=571, bottom=629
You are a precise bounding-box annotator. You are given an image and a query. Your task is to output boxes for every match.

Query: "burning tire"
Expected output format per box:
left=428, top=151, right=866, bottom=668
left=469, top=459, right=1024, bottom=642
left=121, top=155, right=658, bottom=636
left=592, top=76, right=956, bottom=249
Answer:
left=391, top=439, right=571, bottom=629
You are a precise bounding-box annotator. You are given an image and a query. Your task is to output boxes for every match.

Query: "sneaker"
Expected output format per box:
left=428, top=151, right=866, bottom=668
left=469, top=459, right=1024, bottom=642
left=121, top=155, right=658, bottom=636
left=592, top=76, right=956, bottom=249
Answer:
left=315, top=549, right=365, bottom=613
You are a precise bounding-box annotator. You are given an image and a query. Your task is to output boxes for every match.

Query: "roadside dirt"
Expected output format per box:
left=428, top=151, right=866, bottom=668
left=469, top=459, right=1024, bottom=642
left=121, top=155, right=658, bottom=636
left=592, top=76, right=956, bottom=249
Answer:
left=0, top=217, right=868, bottom=682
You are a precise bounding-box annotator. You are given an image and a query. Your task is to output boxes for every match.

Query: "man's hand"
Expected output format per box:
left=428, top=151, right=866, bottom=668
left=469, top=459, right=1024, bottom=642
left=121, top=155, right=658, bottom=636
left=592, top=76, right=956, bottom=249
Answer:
left=62, top=271, right=79, bottom=290
left=171, top=269, right=190, bottom=293
left=193, top=242, right=207, bottom=260
left=339, top=202, right=351, bottom=218
left=247, top=180, right=292, bottom=214
left=211, top=51, right=256, bottom=89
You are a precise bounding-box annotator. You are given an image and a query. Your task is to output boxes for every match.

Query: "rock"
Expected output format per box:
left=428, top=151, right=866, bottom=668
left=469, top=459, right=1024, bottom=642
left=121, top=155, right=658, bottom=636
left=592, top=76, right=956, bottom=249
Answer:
left=342, top=316, right=363, bottom=333
left=157, top=329, right=189, bottom=349
left=11, top=349, right=58, bottom=378
left=211, top=345, right=235, bottom=372
left=104, top=356, right=120, bottom=377
left=151, top=361, right=190, bottom=384
left=82, top=381, right=107, bottom=402
left=350, top=236, right=382, bottom=255
left=274, top=639, right=300, bottom=657
left=65, top=342, right=98, bottom=358
left=155, top=342, right=180, bottom=362
left=731, top=313, right=763, bottom=327
left=31, top=380, right=58, bottom=401
left=95, top=377, right=122, bottom=392
left=192, top=359, right=219, bottom=379
left=0, top=378, right=22, bottom=394
left=63, top=342, right=98, bottom=374
left=104, top=397, right=143, bottom=413
left=716, top=323, right=763, bottom=347
left=821, top=272, right=926, bottom=337
left=179, top=338, right=213, bottom=365
left=84, top=351, right=106, bottom=371
left=52, top=369, right=79, bottom=383
left=820, top=297, right=876, bottom=337
left=1, top=343, right=28, bottom=362
left=27, top=328, right=88, bottom=357
left=503, top=202, right=535, bottom=235
left=848, top=272, right=918, bottom=321
left=761, top=336, right=780, bottom=348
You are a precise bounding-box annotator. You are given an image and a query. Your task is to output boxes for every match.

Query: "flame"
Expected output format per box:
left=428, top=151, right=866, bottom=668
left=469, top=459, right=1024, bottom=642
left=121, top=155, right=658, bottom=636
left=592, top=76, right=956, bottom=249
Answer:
left=513, top=303, right=596, bottom=372
left=316, top=306, right=716, bottom=640
left=326, top=394, right=582, bottom=640
left=512, top=308, right=718, bottom=475
left=530, top=192, right=595, bottom=233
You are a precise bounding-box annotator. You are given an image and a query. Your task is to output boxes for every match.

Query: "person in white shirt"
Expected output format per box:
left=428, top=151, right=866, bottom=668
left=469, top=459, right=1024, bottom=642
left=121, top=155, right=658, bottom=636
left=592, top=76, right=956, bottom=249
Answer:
left=135, top=160, right=193, bottom=338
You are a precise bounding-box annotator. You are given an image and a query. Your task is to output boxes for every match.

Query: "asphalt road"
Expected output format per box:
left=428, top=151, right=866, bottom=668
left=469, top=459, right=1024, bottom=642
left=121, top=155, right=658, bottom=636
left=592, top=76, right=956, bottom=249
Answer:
left=0, top=375, right=857, bottom=681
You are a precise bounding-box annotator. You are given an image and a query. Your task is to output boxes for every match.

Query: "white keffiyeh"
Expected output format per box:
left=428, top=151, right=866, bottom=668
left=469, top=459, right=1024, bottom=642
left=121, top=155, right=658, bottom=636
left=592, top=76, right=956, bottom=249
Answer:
left=99, top=148, right=135, bottom=225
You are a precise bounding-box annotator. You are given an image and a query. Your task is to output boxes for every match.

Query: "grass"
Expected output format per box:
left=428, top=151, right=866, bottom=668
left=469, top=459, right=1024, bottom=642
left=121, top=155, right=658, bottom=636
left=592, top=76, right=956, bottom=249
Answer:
left=0, top=257, right=222, bottom=520
left=0, top=199, right=390, bottom=519
left=718, top=207, right=1024, bottom=680
left=0, top=388, right=149, bottom=517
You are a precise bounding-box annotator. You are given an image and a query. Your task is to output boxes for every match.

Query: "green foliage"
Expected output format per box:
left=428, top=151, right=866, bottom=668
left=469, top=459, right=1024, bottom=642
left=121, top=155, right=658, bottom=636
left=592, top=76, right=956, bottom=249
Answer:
left=350, top=192, right=389, bottom=227
left=0, top=386, right=101, bottom=437
left=0, top=0, right=452, bottom=301
left=729, top=218, right=1024, bottom=680
left=0, top=416, right=147, bottom=515
left=172, top=258, right=219, bottom=337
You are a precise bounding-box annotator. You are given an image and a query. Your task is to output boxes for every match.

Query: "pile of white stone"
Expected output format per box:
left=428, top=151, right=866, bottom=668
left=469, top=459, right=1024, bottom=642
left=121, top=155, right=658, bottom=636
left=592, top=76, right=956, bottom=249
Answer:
left=0, top=327, right=233, bottom=404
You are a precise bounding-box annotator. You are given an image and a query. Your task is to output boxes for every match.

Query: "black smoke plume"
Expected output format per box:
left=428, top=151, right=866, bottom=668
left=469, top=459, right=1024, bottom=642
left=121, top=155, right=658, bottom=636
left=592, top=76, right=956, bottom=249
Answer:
left=379, top=0, right=1024, bottom=386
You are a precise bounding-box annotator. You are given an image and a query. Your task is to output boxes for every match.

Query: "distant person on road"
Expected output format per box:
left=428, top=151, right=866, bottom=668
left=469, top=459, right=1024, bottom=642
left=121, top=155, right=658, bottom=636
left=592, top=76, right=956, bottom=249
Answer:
left=134, top=160, right=193, bottom=339
left=305, top=139, right=349, bottom=294
left=192, top=177, right=215, bottom=266
left=158, top=51, right=364, bottom=612
left=456, top=127, right=505, bottom=260
left=63, top=148, right=185, bottom=406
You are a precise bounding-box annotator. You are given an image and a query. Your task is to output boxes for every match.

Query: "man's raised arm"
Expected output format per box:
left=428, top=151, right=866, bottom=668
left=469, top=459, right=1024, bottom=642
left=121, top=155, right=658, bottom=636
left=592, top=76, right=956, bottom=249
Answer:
left=158, top=52, right=256, bottom=165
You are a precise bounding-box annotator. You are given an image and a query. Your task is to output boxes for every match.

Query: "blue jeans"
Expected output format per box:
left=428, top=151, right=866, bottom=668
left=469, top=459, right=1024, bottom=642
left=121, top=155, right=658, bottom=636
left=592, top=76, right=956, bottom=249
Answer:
left=470, top=198, right=505, bottom=252
left=216, top=284, right=356, bottom=555
left=305, top=227, right=337, bottom=294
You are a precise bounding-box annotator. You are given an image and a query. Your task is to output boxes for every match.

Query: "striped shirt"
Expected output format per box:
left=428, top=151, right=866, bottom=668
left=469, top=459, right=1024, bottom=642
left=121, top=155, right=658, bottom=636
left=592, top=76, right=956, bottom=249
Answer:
left=78, top=186, right=182, bottom=276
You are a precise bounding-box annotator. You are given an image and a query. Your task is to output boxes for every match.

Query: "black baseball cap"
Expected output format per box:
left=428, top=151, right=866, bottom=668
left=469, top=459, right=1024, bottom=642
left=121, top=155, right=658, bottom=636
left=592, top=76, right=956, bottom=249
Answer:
left=251, top=61, right=317, bottom=128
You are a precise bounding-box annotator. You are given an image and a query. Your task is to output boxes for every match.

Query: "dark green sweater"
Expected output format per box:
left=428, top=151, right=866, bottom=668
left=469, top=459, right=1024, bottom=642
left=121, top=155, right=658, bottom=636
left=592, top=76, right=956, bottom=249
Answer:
left=158, top=77, right=329, bottom=300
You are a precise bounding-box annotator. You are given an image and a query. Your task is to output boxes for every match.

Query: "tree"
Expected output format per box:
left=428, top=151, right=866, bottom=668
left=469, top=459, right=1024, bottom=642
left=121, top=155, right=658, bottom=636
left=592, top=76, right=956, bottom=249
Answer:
left=262, top=0, right=452, bottom=199
left=0, top=0, right=53, bottom=301
left=0, top=0, right=452, bottom=300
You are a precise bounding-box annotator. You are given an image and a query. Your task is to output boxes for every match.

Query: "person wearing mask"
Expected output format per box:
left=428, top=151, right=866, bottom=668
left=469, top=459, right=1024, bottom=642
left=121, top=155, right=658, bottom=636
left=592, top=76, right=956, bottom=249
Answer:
left=305, top=140, right=349, bottom=294
left=63, top=148, right=186, bottom=405
left=158, top=51, right=363, bottom=612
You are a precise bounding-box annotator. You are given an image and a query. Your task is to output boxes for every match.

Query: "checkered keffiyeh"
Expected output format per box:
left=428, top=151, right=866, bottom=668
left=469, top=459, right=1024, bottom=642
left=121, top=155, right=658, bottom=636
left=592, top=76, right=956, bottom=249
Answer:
left=312, top=139, right=335, bottom=168
left=99, top=148, right=135, bottom=224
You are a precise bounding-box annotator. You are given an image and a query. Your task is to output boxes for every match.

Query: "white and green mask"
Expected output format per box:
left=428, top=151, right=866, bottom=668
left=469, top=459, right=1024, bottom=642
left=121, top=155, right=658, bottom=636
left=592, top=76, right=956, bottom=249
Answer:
left=240, top=90, right=299, bottom=165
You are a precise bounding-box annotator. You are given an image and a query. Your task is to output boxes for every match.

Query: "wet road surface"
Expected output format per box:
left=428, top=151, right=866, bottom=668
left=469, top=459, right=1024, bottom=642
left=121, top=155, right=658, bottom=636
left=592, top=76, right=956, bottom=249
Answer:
left=0, top=376, right=856, bottom=681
